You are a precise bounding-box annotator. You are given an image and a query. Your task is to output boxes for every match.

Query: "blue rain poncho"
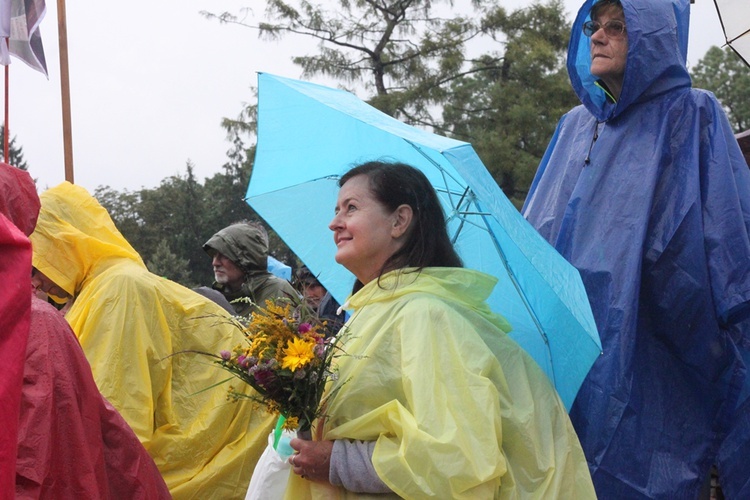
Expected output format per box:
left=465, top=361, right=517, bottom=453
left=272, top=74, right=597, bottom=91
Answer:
left=283, top=268, right=595, bottom=499
left=522, top=0, right=750, bottom=497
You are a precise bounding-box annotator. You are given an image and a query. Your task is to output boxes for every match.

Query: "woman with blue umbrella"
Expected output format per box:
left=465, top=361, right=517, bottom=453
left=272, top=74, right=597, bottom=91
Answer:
left=278, top=161, right=594, bottom=498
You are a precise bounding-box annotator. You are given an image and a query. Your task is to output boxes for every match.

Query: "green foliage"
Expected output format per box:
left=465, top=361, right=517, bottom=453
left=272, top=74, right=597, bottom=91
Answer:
left=442, top=1, right=577, bottom=206
left=691, top=45, right=750, bottom=133
left=93, top=0, right=583, bottom=281
left=204, top=0, right=576, bottom=205
left=93, top=185, right=141, bottom=236
left=0, top=125, right=29, bottom=171
left=95, top=157, right=296, bottom=288
left=148, top=239, right=194, bottom=286
left=204, top=0, right=497, bottom=121
left=137, top=163, right=212, bottom=284
left=94, top=2, right=748, bottom=293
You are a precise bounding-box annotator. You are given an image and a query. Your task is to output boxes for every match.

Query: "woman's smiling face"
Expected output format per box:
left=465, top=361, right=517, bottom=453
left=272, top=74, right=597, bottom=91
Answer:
left=328, top=174, right=405, bottom=285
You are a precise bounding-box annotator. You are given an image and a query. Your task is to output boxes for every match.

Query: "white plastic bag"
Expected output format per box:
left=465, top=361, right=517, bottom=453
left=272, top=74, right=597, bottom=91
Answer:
left=245, top=430, right=295, bottom=500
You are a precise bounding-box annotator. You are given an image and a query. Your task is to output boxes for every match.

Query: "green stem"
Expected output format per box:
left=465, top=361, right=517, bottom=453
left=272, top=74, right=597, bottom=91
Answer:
left=272, top=414, right=286, bottom=450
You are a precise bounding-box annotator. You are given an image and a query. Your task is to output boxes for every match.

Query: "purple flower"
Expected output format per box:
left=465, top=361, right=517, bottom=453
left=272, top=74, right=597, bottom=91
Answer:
left=298, top=323, right=312, bottom=334
left=220, top=350, right=232, bottom=361
left=254, top=368, right=275, bottom=389
left=237, top=355, right=251, bottom=369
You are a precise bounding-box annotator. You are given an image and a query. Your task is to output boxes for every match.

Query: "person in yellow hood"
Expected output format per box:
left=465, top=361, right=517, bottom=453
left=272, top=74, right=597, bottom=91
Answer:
left=29, top=181, right=276, bottom=499
left=281, top=161, right=595, bottom=498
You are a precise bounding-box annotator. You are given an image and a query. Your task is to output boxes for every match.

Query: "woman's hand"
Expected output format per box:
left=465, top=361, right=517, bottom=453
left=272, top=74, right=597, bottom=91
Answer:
left=288, top=438, right=334, bottom=483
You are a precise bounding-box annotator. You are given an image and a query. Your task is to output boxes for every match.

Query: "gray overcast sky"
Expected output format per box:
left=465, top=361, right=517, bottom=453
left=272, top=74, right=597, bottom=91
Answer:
left=7, top=0, right=727, bottom=194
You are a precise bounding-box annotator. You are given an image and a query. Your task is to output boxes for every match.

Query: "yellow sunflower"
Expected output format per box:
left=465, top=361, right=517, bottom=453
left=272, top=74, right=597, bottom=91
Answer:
left=281, top=337, right=316, bottom=371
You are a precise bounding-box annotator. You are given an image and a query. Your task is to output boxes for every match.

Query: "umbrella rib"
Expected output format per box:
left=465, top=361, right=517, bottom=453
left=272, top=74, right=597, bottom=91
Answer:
left=456, top=211, right=492, bottom=216
left=404, top=139, right=553, bottom=365
left=434, top=186, right=473, bottom=199
left=450, top=214, right=492, bottom=232
left=473, top=200, right=554, bottom=383
left=404, top=139, right=555, bottom=356
left=447, top=187, right=493, bottom=239
left=404, top=139, right=468, bottom=207
left=727, top=27, right=750, bottom=45
left=245, top=175, right=342, bottom=201
left=441, top=181, right=554, bottom=383
left=454, top=185, right=472, bottom=215
left=449, top=186, right=473, bottom=244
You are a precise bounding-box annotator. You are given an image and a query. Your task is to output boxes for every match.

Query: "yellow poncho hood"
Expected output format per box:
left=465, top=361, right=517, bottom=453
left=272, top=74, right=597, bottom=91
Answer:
left=30, top=182, right=144, bottom=300
left=30, top=182, right=275, bottom=499
left=287, top=268, right=594, bottom=499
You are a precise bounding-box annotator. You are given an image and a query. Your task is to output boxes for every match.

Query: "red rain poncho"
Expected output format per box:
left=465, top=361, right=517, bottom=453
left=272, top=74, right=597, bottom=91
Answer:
left=0, top=162, right=169, bottom=498
left=0, top=164, right=37, bottom=498
left=0, top=213, right=30, bottom=500
left=16, top=296, right=171, bottom=498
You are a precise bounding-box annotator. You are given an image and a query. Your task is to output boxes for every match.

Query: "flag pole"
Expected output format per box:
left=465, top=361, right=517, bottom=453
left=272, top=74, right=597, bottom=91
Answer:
left=57, top=0, right=73, bottom=183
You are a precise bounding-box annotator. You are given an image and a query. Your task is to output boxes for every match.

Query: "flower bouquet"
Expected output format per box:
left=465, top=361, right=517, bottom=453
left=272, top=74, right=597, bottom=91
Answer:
left=214, top=296, right=347, bottom=435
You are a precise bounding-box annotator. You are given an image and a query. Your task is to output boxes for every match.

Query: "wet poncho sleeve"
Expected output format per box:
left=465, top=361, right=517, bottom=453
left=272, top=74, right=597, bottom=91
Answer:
left=16, top=296, right=170, bottom=498
left=0, top=215, right=31, bottom=494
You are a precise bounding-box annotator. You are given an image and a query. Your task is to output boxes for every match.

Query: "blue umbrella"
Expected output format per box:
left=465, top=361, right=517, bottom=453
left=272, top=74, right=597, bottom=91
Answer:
left=247, top=72, right=601, bottom=410
left=267, top=255, right=291, bottom=281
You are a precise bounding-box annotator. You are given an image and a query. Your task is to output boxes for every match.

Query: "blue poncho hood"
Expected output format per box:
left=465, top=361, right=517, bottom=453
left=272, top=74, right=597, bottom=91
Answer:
left=523, top=0, right=750, bottom=497
left=569, top=0, right=691, bottom=121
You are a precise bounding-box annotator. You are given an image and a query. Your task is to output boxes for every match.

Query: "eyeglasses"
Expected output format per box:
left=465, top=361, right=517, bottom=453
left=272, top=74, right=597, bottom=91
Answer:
left=582, top=20, right=627, bottom=38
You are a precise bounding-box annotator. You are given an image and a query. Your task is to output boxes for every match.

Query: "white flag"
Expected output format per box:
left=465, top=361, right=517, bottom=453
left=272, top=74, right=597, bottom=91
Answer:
left=0, top=0, right=11, bottom=66
left=2, top=0, right=47, bottom=76
left=9, top=0, right=47, bottom=76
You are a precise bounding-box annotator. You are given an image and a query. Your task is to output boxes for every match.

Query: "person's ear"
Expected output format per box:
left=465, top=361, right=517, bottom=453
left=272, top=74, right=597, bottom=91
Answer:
left=391, top=204, right=413, bottom=238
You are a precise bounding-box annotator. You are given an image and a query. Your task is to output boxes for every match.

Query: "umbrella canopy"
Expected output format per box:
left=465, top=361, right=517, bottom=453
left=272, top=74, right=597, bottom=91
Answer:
left=267, top=255, right=291, bottom=281
left=247, top=72, right=601, bottom=410
left=714, top=0, right=750, bottom=67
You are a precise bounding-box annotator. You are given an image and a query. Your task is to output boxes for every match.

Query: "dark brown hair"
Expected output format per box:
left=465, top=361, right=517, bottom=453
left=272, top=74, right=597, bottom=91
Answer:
left=339, top=161, right=463, bottom=292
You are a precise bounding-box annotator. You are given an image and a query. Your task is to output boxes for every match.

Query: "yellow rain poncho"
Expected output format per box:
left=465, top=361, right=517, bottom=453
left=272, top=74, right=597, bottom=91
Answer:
left=285, top=268, right=595, bottom=499
left=30, top=182, right=276, bottom=499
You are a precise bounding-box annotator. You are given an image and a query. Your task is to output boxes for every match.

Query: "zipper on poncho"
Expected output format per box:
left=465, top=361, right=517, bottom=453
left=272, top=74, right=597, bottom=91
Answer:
left=584, top=81, right=618, bottom=166
left=584, top=120, right=602, bottom=165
